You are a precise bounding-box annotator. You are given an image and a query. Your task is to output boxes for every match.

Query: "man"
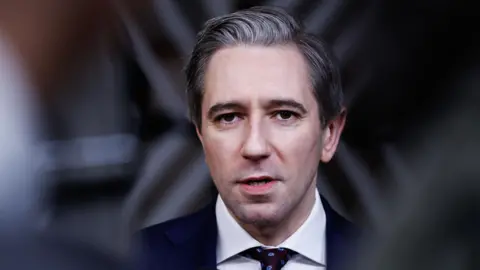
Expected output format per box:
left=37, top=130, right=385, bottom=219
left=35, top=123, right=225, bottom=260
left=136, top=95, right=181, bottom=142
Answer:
left=138, top=6, right=358, bottom=270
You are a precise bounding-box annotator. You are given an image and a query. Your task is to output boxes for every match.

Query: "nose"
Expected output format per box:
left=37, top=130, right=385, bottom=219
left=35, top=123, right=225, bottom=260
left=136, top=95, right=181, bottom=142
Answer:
left=240, top=124, right=271, bottom=161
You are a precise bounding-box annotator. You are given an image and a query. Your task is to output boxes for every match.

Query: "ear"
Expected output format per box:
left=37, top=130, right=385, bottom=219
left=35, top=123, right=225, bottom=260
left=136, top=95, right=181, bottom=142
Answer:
left=320, top=108, right=347, bottom=163
left=196, top=125, right=204, bottom=145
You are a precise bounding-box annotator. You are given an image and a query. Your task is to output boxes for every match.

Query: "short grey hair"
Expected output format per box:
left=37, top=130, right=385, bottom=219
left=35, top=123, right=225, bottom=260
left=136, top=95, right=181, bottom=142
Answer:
left=184, top=6, right=344, bottom=128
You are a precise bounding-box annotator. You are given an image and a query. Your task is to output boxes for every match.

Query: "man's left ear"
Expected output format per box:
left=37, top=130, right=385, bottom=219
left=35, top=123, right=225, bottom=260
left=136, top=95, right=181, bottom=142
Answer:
left=320, top=108, right=347, bottom=163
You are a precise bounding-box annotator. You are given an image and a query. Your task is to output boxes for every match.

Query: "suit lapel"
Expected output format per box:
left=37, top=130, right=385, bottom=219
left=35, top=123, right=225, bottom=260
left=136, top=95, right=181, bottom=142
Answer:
left=164, top=202, right=218, bottom=270
left=194, top=207, right=218, bottom=270
left=322, top=196, right=359, bottom=270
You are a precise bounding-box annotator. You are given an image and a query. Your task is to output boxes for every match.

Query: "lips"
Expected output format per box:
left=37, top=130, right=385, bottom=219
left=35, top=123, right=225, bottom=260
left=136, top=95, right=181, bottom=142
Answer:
left=238, top=176, right=275, bottom=186
left=237, top=176, right=278, bottom=194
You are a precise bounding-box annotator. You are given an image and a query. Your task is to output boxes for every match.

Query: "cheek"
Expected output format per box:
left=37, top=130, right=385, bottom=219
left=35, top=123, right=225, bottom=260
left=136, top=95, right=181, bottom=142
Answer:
left=270, top=126, right=322, bottom=166
left=202, top=131, right=242, bottom=176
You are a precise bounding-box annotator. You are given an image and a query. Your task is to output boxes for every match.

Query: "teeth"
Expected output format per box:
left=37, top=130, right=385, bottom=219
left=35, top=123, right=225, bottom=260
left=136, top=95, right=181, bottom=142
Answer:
left=248, top=180, right=269, bottom=186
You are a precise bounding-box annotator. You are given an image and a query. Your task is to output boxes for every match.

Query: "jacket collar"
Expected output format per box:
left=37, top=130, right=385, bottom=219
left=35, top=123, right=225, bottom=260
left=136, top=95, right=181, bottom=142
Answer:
left=164, top=196, right=358, bottom=270
left=164, top=201, right=218, bottom=270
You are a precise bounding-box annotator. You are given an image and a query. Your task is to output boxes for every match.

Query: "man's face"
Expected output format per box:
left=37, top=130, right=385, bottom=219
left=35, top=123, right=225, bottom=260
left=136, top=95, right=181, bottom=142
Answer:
left=198, top=45, right=343, bottom=226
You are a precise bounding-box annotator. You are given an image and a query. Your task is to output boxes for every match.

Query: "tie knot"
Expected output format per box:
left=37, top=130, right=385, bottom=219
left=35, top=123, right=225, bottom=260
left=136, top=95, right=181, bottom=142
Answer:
left=241, top=246, right=297, bottom=270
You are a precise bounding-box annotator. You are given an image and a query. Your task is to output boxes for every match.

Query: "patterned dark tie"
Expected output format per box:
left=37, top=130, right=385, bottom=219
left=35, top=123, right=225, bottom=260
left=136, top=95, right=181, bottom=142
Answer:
left=241, top=246, right=297, bottom=270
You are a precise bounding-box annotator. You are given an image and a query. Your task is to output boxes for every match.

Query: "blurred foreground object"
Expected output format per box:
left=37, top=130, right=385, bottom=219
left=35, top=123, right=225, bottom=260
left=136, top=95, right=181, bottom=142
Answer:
left=0, top=0, right=124, bottom=227
left=0, top=30, right=48, bottom=226
left=0, top=0, right=145, bottom=267
left=0, top=228, right=131, bottom=270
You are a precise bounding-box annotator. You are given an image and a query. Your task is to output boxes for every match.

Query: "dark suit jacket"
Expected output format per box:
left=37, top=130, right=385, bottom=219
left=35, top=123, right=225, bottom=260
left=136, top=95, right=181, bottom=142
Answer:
left=136, top=196, right=359, bottom=270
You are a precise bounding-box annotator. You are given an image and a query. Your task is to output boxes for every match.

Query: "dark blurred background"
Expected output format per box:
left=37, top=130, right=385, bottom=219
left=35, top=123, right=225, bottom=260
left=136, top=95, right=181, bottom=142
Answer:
left=3, top=0, right=477, bottom=267
left=117, top=0, right=479, bottom=231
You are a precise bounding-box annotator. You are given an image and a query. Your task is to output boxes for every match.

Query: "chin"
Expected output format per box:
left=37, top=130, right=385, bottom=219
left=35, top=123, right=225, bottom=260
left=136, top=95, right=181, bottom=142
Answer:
left=251, top=217, right=281, bottom=227
left=236, top=205, right=283, bottom=226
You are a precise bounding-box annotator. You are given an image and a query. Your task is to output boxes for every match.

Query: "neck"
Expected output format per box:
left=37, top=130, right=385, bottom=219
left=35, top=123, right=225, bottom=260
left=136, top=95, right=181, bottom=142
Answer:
left=243, top=181, right=317, bottom=246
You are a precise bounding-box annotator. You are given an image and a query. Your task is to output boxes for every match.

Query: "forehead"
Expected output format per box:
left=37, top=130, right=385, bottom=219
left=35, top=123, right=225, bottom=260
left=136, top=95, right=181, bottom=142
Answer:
left=202, top=45, right=314, bottom=108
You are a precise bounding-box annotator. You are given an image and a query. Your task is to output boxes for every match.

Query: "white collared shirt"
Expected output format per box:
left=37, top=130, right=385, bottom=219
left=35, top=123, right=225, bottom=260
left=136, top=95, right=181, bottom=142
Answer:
left=216, top=189, right=326, bottom=269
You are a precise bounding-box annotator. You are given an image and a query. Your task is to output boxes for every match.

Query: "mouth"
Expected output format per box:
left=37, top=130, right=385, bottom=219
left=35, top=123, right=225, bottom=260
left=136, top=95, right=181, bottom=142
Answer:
left=238, top=176, right=276, bottom=186
left=236, top=176, right=279, bottom=195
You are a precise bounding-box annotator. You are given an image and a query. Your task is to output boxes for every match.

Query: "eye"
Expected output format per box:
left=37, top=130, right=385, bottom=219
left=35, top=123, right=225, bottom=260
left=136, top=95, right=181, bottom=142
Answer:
left=214, top=113, right=241, bottom=124
left=274, top=110, right=298, bottom=121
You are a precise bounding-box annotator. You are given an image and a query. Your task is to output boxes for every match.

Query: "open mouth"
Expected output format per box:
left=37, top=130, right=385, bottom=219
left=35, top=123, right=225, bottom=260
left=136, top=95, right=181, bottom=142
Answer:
left=241, top=177, right=275, bottom=186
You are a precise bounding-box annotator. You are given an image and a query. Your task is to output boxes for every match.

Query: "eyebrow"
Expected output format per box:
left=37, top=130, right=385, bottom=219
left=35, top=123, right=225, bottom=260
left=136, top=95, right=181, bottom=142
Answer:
left=266, top=99, right=307, bottom=114
left=207, top=102, right=245, bottom=120
left=206, top=98, right=308, bottom=120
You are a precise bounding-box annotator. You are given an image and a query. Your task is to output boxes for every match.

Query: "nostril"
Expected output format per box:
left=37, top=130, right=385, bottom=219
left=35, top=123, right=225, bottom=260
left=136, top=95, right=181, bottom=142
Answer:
left=241, top=138, right=271, bottom=160
left=241, top=152, right=270, bottom=161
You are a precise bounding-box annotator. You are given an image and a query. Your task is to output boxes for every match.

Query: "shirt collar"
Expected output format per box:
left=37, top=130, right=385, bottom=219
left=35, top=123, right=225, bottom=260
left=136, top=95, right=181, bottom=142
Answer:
left=215, top=189, right=326, bottom=266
